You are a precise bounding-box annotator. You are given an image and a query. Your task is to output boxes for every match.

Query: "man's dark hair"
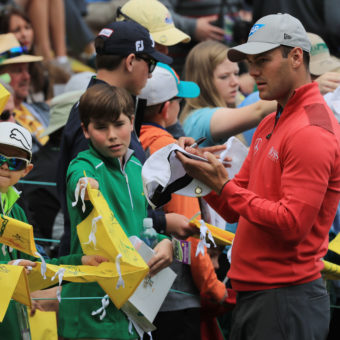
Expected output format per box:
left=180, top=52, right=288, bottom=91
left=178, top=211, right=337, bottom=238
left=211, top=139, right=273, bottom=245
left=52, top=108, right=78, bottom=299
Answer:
left=94, top=36, right=125, bottom=71
left=281, top=45, right=310, bottom=71
left=79, top=83, right=134, bottom=128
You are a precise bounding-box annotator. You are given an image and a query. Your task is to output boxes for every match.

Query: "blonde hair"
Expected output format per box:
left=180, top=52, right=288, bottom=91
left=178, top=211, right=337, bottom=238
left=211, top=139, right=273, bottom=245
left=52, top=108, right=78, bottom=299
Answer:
left=180, top=41, right=230, bottom=123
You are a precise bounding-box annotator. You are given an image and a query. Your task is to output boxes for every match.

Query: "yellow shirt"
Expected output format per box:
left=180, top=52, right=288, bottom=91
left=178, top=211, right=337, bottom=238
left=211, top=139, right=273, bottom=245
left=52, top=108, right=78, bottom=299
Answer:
left=14, top=104, right=49, bottom=145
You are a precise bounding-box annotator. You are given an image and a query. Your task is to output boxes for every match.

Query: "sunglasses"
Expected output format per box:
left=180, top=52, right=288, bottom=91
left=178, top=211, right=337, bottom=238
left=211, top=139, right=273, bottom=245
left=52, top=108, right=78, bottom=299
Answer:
left=0, top=153, right=29, bottom=171
left=0, top=110, right=16, bottom=121
left=0, top=46, right=28, bottom=63
left=136, top=55, right=157, bottom=73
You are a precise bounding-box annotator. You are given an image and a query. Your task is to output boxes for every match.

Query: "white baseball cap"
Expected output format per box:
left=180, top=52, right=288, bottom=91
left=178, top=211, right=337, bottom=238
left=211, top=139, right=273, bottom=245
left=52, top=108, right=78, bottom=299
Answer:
left=228, top=13, right=311, bottom=62
left=142, top=143, right=212, bottom=209
left=0, top=122, right=32, bottom=159
left=139, top=62, right=200, bottom=106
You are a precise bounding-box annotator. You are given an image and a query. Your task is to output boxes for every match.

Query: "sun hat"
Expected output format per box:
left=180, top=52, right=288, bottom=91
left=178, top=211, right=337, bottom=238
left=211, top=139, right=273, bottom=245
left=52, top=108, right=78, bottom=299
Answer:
left=96, top=20, right=172, bottom=64
left=307, top=32, right=340, bottom=76
left=117, top=0, right=190, bottom=46
left=0, top=33, right=42, bottom=66
left=0, top=122, right=32, bottom=159
left=139, top=62, right=200, bottom=106
left=142, top=143, right=212, bottom=209
left=228, top=13, right=311, bottom=62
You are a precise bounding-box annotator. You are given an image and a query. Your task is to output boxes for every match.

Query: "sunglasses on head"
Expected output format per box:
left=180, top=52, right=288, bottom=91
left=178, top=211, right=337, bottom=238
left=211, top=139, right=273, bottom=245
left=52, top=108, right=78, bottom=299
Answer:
left=0, top=110, right=16, bottom=121
left=136, top=54, right=157, bottom=73
left=0, top=153, right=29, bottom=171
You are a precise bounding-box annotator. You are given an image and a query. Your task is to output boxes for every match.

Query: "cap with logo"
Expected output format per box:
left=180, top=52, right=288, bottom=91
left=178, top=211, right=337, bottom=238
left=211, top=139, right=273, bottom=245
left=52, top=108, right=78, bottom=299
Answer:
left=117, top=0, right=190, bottom=46
left=96, top=20, right=172, bottom=64
left=0, top=33, right=42, bottom=66
left=142, top=143, right=212, bottom=209
left=139, top=62, right=200, bottom=106
left=307, top=32, right=340, bottom=76
left=0, top=122, right=32, bottom=159
left=228, top=13, right=311, bottom=62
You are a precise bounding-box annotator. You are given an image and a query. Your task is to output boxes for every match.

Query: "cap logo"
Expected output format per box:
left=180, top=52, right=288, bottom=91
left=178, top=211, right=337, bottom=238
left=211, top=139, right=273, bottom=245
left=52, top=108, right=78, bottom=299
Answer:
left=164, top=13, right=173, bottom=24
left=249, top=24, right=265, bottom=37
left=136, top=40, right=144, bottom=52
left=98, top=28, right=113, bottom=38
left=310, top=42, right=329, bottom=56
left=10, top=128, right=30, bottom=150
left=284, top=33, right=292, bottom=40
left=195, top=186, right=203, bottom=195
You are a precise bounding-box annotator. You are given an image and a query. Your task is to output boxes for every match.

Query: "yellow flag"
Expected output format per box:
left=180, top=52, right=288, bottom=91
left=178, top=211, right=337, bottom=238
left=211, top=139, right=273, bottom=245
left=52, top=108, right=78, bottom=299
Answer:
left=190, top=218, right=235, bottom=246
left=76, top=186, right=149, bottom=308
left=0, top=214, right=39, bottom=258
left=328, top=233, right=340, bottom=255
left=28, top=310, right=58, bottom=340
left=0, top=83, right=10, bottom=113
left=321, top=260, right=340, bottom=280
left=0, top=264, right=31, bottom=322
left=28, top=262, right=148, bottom=308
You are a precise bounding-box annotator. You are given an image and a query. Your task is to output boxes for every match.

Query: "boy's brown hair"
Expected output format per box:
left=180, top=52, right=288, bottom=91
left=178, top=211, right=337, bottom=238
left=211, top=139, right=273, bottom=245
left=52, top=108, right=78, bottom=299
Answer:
left=79, top=83, right=134, bottom=128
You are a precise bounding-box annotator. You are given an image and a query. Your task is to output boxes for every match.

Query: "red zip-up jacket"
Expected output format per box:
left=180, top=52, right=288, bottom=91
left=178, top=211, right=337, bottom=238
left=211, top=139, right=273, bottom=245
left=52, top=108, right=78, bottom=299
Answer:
left=206, top=82, right=340, bottom=291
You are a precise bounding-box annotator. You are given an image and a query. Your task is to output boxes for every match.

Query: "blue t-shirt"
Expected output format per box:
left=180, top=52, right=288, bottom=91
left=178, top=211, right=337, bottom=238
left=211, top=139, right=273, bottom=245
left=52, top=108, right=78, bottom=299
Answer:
left=182, top=107, right=222, bottom=147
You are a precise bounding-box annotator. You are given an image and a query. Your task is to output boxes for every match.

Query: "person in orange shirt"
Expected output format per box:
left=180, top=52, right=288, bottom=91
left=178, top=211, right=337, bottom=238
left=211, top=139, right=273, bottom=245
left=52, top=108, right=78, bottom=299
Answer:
left=139, top=63, right=234, bottom=340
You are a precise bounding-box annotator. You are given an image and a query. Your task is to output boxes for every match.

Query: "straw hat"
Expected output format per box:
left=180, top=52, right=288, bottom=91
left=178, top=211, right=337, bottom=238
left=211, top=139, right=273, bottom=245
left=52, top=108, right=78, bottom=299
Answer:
left=0, top=33, right=42, bottom=66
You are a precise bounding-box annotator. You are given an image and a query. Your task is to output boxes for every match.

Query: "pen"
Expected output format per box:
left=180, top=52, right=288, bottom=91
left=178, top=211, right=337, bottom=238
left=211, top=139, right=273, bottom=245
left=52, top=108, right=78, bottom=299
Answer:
left=189, top=137, right=207, bottom=148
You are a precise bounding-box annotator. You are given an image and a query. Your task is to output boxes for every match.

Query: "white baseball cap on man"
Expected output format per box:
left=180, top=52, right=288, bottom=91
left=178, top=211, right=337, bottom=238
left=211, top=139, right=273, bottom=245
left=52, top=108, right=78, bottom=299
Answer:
left=228, top=13, right=311, bottom=62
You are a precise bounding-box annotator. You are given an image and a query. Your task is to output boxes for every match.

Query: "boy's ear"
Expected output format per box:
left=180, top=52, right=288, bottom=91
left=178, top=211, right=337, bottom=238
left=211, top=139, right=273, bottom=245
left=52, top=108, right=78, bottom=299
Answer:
left=125, top=54, right=135, bottom=73
left=81, top=122, right=90, bottom=139
left=160, top=101, right=170, bottom=121
left=22, top=163, right=34, bottom=178
left=130, top=114, right=135, bottom=131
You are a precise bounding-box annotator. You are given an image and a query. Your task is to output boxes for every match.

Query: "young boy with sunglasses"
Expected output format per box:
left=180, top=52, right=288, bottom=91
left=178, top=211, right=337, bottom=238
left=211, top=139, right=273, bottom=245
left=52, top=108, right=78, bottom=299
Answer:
left=0, top=122, right=107, bottom=339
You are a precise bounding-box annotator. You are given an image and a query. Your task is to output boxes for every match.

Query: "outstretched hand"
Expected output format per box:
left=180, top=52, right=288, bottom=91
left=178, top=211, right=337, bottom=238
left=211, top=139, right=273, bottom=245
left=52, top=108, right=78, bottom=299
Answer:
left=81, top=255, right=108, bottom=266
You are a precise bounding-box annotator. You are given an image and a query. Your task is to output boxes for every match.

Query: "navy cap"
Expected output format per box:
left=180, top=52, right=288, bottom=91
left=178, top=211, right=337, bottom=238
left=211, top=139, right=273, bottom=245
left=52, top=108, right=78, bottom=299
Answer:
left=96, top=20, right=172, bottom=64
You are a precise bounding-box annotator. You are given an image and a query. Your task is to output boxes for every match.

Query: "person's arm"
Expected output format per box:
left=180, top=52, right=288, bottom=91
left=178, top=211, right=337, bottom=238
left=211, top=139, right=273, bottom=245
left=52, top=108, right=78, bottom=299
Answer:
left=210, top=99, right=276, bottom=142
left=314, top=72, right=340, bottom=95
left=206, top=126, right=340, bottom=243
left=189, top=237, right=226, bottom=302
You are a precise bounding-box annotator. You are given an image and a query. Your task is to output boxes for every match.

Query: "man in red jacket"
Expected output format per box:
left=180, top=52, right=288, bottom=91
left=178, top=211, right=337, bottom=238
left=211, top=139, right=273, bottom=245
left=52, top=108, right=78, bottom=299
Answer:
left=177, top=13, right=340, bottom=340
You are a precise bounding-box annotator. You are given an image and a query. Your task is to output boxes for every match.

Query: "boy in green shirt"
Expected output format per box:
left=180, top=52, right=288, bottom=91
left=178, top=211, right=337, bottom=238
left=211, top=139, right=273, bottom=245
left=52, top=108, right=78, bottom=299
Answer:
left=0, top=121, right=107, bottom=339
left=59, top=83, right=173, bottom=339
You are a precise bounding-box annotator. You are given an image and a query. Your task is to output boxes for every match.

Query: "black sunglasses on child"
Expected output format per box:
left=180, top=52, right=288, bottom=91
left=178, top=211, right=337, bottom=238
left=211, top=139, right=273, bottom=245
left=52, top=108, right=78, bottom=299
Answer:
left=136, top=54, right=157, bottom=73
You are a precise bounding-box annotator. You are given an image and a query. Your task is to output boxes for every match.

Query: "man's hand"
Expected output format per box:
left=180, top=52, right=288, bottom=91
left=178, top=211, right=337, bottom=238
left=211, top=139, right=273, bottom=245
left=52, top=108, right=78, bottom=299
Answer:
left=176, top=150, right=230, bottom=194
left=147, top=239, right=173, bottom=276
left=195, top=16, right=225, bottom=41
left=8, top=259, right=36, bottom=274
left=30, top=287, right=61, bottom=316
left=315, top=72, right=340, bottom=94
left=81, top=255, right=108, bottom=266
left=165, top=213, right=197, bottom=239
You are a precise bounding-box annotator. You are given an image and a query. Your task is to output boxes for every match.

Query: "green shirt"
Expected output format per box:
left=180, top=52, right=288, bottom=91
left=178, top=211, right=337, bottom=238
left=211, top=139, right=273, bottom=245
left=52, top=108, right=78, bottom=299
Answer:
left=59, top=145, right=159, bottom=339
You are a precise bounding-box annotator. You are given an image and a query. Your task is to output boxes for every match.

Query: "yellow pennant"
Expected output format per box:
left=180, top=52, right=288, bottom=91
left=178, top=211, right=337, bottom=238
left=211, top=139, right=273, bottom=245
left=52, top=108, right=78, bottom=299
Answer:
left=28, top=310, right=58, bottom=340
left=28, top=261, right=148, bottom=308
left=328, top=233, right=340, bottom=255
left=0, top=264, right=31, bottom=322
left=0, top=83, right=10, bottom=113
left=0, top=214, right=39, bottom=258
left=322, top=260, right=340, bottom=280
left=190, top=218, right=235, bottom=246
left=76, top=185, right=149, bottom=308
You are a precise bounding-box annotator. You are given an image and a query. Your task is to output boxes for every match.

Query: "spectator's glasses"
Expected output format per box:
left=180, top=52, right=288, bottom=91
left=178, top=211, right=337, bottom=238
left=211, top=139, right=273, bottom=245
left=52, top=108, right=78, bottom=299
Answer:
left=0, top=46, right=28, bottom=63
left=0, top=110, right=16, bottom=121
left=0, top=153, right=29, bottom=171
left=136, top=55, right=157, bottom=73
